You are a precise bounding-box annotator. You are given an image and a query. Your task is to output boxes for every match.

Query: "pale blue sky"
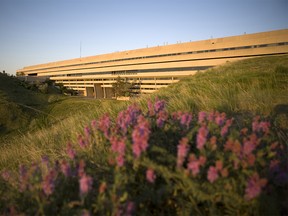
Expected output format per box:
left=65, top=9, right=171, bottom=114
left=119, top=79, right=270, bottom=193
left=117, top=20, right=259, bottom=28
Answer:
left=0, top=0, right=287, bottom=75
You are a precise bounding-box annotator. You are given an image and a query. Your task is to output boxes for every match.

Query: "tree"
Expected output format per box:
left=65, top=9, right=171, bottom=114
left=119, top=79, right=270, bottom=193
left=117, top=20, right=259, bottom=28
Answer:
left=112, top=76, right=132, bottom=97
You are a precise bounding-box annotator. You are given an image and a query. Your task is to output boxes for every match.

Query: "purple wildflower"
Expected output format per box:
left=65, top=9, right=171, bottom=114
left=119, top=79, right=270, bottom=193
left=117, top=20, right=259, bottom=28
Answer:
left=117, top=139, right=126, bottom=155
left=180, top=113, right=192, bottom=129
left=117, top=111, right=128, bottom=133
left=116, top=155, right=125, bottom=167
left=110, top=136, right=117, bottom=152
left=172, top=111, right=182, bottom=121
left=154, top=98, right=166, bottom=113
left=221, top=118, right=233, bottom=137
left=215, top=112, right=226, bottom=126
left=177, top=137, right=189, bottom=168
left=156, top=110, right=168, bottom=128
left=110, top=137, right=126, bottom=167
left=252, top=116, right=260, bottom=132
left=207, top=166, right=219, bottom=183
left=78, top=135, right=87, bottom=148
left=221, top=125, right=228, bottom=137
left=79, top=174, right=93, bottom=196
left=187, top=159, right=200, bottom=176
left=196, top=125, right=208, bottom=150
left=132, top=144, right=141, bottom=158
left=258, top=121, right=270, bottom=133
left=84, top=126, right=91, bottom=138
left=187, top=154, right=206, bottom=176
left=132, top=115, right=150, bottom=158
left=60, top=160, right=71, bottom=177
left=42, top=170, right=57, bottom=196
left=125, top=201, right=135, bottom=216
left=110, top=137, right=126, bottom=155
left=243, top=139, right=256, bottom=156
left=1, top=170, right=11, bottom=181
left=78, top=160, right=85, bottom=177
left=66, top=142, right=76, bottom=160
left=251, top=116, right=270, bottom=134
left=117, top=104, right=141, bottom=134
left=98, top=114, right=111, bottom=139
left=198, top=111, right=206, bottom=123
left=91, top=119, right=97, bottom=128
left=146, top=168, right=156, bottom=183
left=207, top=111, right=215, bottom=122
left=245, top=173, right=267, bottom=200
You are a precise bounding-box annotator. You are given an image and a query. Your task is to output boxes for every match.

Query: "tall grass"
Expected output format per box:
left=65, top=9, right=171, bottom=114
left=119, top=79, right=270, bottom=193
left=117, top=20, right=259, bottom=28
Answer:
left=1, top=55, right=287, bottom=171
left=0, top=99, right=128, bottom=170
left=146, top=55, right=288, bottom=115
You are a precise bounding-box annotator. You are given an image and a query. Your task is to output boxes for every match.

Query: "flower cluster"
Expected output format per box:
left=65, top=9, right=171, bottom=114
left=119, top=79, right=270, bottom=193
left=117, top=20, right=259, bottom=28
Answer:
left=0, top=98, right=287, bottom=215
left=132, top=115, right=151, bottom=158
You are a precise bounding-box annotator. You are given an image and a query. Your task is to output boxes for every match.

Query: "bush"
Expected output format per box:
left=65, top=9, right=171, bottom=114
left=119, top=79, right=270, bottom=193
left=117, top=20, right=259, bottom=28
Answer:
left=38, top=83, right=48, bottom=94
left=1, top=98, right=287, bottom=215
left=112, top=76, right=133, bottom=97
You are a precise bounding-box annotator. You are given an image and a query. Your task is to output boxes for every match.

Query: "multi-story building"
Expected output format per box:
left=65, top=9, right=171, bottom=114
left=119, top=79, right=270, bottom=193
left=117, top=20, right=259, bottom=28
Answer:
left=17, top=29, right=288, bottom=98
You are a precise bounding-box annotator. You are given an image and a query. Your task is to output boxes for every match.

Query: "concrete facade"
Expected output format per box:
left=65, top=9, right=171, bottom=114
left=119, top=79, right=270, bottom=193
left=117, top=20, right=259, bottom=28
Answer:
left=17, top=29, right=288, bottom=98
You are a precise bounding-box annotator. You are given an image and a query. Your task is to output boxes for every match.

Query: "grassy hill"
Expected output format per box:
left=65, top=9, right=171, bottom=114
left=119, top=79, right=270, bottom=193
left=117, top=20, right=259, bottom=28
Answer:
left=0, top=74, right=127, bottom=143
left=0, top=55, right=288, bottom=215
left=0, top=73, right=50, bottom=136
left=140, top=54, right=288, bottom=115
left=1, top=55, right=287, bottom=170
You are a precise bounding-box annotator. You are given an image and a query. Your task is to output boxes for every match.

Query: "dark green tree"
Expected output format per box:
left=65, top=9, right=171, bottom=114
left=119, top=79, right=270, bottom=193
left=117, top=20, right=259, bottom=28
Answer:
left=112, top=76, right=132, bottom=97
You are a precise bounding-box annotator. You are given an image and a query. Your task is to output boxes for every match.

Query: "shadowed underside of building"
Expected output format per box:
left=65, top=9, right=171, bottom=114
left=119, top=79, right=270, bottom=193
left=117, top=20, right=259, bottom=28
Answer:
left=17, top=29, right=288, bottom=98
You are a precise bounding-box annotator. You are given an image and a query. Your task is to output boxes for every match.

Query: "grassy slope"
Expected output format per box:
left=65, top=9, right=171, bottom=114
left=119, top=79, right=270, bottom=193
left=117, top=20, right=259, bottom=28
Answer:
left=0, top=73, right=120, bottom=132
left=0, top=73, right=50, bottom=136
left=140, top=55, right=288, bottom=115
left=0, top=55, right=288, bottom=170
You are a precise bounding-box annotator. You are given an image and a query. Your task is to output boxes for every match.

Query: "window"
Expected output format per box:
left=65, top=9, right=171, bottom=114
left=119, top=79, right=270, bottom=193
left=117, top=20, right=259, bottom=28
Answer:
left=259, top=44, right=268, bottom=48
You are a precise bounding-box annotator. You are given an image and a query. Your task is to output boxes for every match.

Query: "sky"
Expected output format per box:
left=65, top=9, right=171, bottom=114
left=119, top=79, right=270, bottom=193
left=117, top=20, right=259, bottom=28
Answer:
left=0, top=0, right=287, bottom=75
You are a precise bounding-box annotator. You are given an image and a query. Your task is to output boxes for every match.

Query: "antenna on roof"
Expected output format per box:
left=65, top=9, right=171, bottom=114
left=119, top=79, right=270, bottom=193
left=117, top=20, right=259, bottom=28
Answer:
left=80, top=41, right=82, bottom=59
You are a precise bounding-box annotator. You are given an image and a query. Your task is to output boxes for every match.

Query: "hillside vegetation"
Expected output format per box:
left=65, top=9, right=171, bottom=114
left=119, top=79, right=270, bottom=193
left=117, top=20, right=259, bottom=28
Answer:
left=1, top=55, right=287, bottom=170
left=0, top=55, right=288, bottom=215
left=0, top=74, right=126, bottom=140
left=0, top=73, right=48, bottom=135
left=142, top=55, right=288, bottom=115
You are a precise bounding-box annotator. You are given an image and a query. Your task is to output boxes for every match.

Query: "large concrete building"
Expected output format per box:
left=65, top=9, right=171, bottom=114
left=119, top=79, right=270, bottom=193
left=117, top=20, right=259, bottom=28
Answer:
left=17, top=29, right=288, bottom=98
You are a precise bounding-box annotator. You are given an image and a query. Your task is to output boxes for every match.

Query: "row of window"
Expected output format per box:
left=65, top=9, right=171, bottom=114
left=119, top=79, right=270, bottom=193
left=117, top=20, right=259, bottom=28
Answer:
left=50, top=66, right=210, bottom=77
left=58, top=77, right=178, bottom=83
left=22, top=41, right=288, bottom=73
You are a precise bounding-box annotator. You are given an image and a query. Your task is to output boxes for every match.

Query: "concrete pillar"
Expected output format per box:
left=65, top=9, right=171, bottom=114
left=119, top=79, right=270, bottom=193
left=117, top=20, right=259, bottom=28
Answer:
left=85, top=87, right=94, bottom=97
left=103, top=87, right=106, bottom=98
left=105, top=88, right=114, bottom=98
left=94, top=84, right=104, bottom=99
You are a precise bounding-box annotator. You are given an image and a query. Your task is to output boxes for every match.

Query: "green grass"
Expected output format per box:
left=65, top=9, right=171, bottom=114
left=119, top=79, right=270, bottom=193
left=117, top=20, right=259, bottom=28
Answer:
left=0, top=55, right=288, bottom=171
left=145, top=55, right=288, bottom=114
left=0, top=73, right=50, bottom=137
